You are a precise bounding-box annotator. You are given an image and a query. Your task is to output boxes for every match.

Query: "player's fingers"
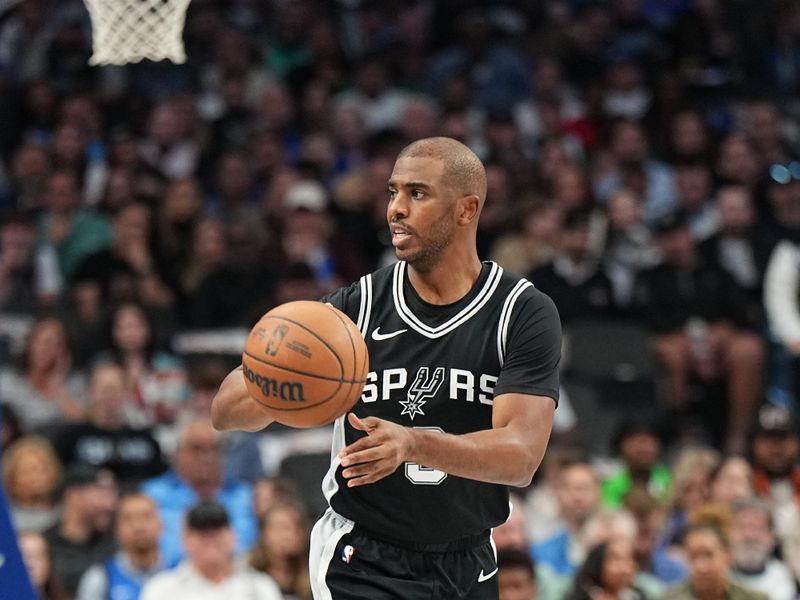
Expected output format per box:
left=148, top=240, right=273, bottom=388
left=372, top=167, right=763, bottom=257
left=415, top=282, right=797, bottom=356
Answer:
left=340, top=447, right=383, bottom=468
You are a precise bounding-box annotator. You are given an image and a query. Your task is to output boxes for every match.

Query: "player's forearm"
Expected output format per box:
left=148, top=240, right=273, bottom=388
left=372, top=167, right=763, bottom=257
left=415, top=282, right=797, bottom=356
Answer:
left=210, top=366, right=274, bottom=431
left=407, top=423, right=550, bottom=487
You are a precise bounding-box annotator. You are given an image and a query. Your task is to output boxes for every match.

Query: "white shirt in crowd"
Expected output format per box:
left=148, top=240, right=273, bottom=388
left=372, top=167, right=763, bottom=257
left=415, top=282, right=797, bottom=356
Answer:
left=139, top=562, right=282, bottom=600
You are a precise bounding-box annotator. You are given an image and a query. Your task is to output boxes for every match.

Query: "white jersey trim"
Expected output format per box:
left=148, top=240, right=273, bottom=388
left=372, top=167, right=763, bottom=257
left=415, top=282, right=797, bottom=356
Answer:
left=321, top=414, right=347, bottom=504
left=391, top=261, right=503, bottom=339
left=497, top=279, right=534, bottom=367
left=309, top=508, right=354, bottom=600
left=355, top=274, right=373, bottom=335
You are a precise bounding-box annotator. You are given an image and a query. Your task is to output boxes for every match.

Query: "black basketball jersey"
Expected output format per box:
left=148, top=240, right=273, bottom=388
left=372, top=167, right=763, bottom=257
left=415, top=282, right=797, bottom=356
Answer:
left=321, top=260, right=561, bottom=544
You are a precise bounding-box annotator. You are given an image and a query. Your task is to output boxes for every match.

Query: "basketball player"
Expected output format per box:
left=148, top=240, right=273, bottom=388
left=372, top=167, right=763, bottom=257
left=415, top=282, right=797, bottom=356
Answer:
left=212, top=137, right=561, bottom=599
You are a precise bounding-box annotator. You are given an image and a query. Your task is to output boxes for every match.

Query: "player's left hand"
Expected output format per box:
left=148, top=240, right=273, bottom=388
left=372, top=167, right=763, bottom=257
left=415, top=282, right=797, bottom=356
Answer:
left=338, top=413, right=415, bottom=487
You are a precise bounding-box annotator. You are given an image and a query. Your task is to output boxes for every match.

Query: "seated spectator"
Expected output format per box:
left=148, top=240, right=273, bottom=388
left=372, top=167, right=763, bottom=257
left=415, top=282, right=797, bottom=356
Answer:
left=18, top=530, right=67, bottom=600
left=93, top=301, right=189, bottom=427
left=533, top=459, right=601, bottom=576
left=497, top=548, right=538, bottom=600
left=602, top=419, right=671, bottom=508
left=249, top=501, right=311, bottom=599
left=71, top=201, right=175, bottom=312
left=661, top=447, right=720, bottom=549
left=663, top=510, right=768, bottom=600
left=729, top=498, right=796, bottom=600
left=252, top=476, right=302, bottom=525
left=35, top=170, right=111, bottom=283
left=700, top=185, right=768, bottom=326
left=764, top=238, right=800, bottom=401
left=140, top=417, right=257, bottom=565
left=0, top=315, right=86, bottom=431
left=530, top=208, right=615, bottom=326
left=747, top=405, right=800, bottom=542
left=624, top=489, right=687, bottom=585
left=601, top=188, right=659, bottom=307
left=3, top=436, right=62, bottom=532
left=45, top=465, right=118, bottom=598
left=43, top=363, right=166, bottom=487
left=565, top=539, right=648, bottom=600
left=632, top=211, right=764, bottom=453
left=76, top=493, right=169, bottom=600
left=710, top=457, right=754, bottom=509
left=140, top=501, right=282, bottom=600
left=490, top=200, right=563, bottom=277
left=0, top=212, right=42, bottom=312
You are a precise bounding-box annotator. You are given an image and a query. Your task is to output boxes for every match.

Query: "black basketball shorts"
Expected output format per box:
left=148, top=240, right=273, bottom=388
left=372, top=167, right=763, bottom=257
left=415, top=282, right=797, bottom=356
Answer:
left=309, top=508, right=499, bottom=600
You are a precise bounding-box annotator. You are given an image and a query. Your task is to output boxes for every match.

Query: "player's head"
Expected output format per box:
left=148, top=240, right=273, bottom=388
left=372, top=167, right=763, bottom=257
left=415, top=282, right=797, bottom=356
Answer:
left=388, top=137, right=486, bottom=271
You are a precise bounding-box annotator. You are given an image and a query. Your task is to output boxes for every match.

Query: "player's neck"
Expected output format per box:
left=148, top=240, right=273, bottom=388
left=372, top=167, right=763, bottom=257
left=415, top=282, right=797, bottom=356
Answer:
left=407, top=251, right=482, bottom=305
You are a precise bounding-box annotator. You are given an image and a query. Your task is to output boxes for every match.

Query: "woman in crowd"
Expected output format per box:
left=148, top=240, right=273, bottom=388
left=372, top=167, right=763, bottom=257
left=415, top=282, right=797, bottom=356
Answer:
left=2, top=436, right=63, bottom=532
left=0, top=315, right=85, bottom=431
left=565, top=537, right=647, bottom=600
left=250, top=501, right=312, bottom=600
left=94, top=301, right=189, bottom=427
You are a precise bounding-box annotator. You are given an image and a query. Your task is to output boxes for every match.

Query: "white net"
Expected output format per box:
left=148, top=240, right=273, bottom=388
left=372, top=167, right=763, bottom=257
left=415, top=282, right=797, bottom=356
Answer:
left=83, top=0, right=191, bottom=66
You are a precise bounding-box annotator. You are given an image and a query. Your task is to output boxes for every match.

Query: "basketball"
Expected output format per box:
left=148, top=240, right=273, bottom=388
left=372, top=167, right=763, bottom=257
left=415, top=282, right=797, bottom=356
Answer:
left=242, top=301, right=369, bottom=428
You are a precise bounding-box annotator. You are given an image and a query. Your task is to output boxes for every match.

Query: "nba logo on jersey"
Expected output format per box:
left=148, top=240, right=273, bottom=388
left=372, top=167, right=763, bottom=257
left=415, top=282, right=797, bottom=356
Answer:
left=341, top=544, right=356, bottom=564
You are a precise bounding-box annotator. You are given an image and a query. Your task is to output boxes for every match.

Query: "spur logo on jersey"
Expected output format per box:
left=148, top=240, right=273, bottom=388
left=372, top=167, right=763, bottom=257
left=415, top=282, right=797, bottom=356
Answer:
left=360, top=367, right=498, bottom=415
left=400, top=367, right=444, bottom=420
left=242, top=364, right=305, bottom=403
left=265, top=324, right=289, bottom=356
left=341, top=544, right=356, bottom=564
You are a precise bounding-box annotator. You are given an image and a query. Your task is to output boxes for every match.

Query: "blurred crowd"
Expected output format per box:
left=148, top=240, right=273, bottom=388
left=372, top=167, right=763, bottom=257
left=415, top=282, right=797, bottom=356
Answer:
left=3, top=0, right=800, bottom=599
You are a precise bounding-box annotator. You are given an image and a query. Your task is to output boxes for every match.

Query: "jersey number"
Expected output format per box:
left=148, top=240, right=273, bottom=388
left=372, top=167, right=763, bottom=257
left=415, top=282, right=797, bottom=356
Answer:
left=404, top=427, right=447, bottom=485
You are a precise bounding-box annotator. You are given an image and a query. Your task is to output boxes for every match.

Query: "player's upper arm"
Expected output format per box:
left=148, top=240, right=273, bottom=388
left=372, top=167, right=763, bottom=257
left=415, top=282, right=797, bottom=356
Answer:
left=320, top=278, right=363, bottom=327
left=494, top=288, right=562, bottom=404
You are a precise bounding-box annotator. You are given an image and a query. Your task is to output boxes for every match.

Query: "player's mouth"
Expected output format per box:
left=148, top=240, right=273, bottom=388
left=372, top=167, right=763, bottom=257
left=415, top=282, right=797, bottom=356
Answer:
left=390, top=225, right=414, bottom=247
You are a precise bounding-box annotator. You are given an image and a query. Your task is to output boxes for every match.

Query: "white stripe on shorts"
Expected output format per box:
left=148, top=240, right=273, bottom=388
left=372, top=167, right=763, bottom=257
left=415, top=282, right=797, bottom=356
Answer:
left=309, top=508, right=355, bottom=600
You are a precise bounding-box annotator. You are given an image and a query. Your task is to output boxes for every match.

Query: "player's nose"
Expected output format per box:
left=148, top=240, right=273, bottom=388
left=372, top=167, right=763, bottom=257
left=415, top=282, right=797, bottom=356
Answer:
left=387, top=191, right=409, bottom=221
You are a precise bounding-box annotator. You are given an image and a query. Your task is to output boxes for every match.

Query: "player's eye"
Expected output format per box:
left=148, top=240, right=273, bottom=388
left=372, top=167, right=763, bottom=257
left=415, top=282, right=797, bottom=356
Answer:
left=411, top=189, right=424, bottom=200
left=388, top=188, right=397, bottom=200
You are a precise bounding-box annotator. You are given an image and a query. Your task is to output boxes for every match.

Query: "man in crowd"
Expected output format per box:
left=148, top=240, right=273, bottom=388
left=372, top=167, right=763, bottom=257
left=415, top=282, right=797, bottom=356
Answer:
left=76, top=493, right=169, bottom=600
left=44, top=464, right=118, bottom=597
left=141, top=417, right=256, bottom=565
left=498, top=549, right=538, bottom=600
left=140, top=501, right=282, bottom=600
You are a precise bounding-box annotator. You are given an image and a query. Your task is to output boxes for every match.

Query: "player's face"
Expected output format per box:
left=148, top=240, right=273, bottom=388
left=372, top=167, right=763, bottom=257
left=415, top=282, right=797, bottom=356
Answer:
left=387, top=157, right=457, bottom=272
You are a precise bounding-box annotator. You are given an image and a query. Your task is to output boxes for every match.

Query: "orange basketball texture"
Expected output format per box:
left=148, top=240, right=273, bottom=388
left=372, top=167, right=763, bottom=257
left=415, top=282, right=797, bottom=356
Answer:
left=242, top=301, right=369, bottom=428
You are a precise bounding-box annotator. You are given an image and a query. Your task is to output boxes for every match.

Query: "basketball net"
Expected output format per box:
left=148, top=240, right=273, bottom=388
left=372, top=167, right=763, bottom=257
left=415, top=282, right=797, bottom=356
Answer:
left=83, top=0, right=191, bottom=65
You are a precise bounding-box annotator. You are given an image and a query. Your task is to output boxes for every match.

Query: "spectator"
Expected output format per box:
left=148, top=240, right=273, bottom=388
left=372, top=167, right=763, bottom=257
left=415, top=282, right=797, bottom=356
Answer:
left=764, top=238, right=800, bottom=400
left=3, top=436, right=62, bottom=532
left=530, top=208, right=614, bottom=326
left=490, top=200, right=563, bottom=277
left=94, top=301, right=189, bottom=427
left=0, top=403, right=22, bottom=451
left=728, top=498, right=796, bottom=600
left=532, top=459, right=601, bottom=576
left=251, top=476, right=302, bottom=526
left=497, top=548, right=538, bottom=600
left=44, top=464, right=118, bottom=598
left=140, top=417, right=257, bottom=565
left=71, top=201, right=176, bottom=312
left=0, top=315, right=85, bottom=431
left=36, top=170, right=111, bottom=283
left=662, top=447, right=721, bottom=548
left=602, top=420, right=671, bottom=508
left=565, top=539, right=647, bottom=600
left=18, top=530, right=67, bottom=600
left=710, top=457, right=754, bottom=509
left=674, top=162, right=718, bottom=241
left=633, top=211, right=764, bottom=452
left=140, top=501, right=282, bottom=600
left=663, top=512, right=768, bottom=600
left=249, top=501, right=311, bottom=600
left=43, top=363, right=166, bottom=486
left=76, top=493, right=168, bottom=600
left=0, top=212, right=44, bottom=312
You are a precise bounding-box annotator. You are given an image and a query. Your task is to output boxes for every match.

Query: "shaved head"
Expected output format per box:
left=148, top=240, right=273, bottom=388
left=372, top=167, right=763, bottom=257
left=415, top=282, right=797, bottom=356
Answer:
left=397, top=137, right=487, bottom=203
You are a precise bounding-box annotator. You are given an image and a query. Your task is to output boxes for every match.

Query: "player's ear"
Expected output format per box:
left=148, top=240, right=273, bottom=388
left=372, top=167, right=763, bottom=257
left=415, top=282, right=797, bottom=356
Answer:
left=457, top=194, right=480, bottom=225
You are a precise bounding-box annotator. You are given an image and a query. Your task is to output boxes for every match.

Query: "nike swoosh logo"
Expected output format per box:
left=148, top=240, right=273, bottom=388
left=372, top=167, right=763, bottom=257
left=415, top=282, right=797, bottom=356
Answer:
left=478, top=567, right=498, bottom=583
left=371, top=327, right=408, bottom=341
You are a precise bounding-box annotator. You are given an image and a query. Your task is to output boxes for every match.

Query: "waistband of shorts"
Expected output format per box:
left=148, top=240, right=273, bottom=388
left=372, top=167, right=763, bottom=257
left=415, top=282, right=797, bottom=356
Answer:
left=351, top=523, right=491, bottom=553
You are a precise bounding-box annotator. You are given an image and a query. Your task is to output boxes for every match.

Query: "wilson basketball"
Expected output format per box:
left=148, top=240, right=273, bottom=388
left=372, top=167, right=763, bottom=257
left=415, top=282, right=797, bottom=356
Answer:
left=242, top=301, right=369, bottom=428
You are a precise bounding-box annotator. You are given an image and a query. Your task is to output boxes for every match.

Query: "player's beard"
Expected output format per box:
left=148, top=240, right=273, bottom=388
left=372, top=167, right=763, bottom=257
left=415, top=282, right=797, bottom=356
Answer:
left=401, top=210, right=455, bottom=273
